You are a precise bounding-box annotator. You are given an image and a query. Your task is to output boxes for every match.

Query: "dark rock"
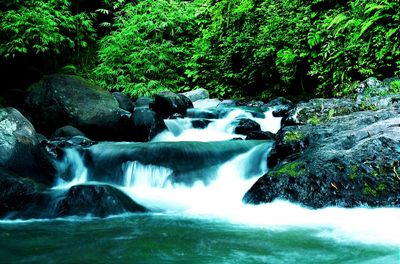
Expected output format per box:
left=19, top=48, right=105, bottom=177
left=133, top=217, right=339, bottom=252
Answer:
left=245, top=131, right=275, bottom=140
left=153, top=91, right=193, bottom=118
left=234, top=119, right=261, bottom=135
left=55, top=184, right=146, bottom=217
left=52, top=125, right=85, bottom=139
left=267, top=126, right=309, bottom=168
left=181, top=88, right=209, bottom=102
left=135, top=96, right=154, bottom=109
left=132, top=108, right=167, bottom=141
left=191, top=119, right=212, bottom=129
left=0, top=168, right=36, bottom=217
left=113, top=92, right=134, bottom=112
left=0, top=108, right=56, bottom=184
left=25, top=74, right=134, bottom=141
left=266, top=97, right=295, bottom=117
left=244, top=108, right=400, bottom=208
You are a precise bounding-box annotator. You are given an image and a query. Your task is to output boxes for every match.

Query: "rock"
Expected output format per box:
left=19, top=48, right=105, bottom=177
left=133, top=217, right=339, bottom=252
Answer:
left=193, top=99, right=221, bottom=108
left=191, top=119, right=212, bottom=129
left=132, top=108, right=167, bottom=141
left=25, top=74, right=133, bottom=141
left=135, top=96, right=154, bottom=109
left=265, top=97, right=295, bottom=118
left=0, top=168, right=36, bottom=217
left=55, top=184, right=146, bottom=218
left=152, top=91, right=193, bottom=118
left=234, top=119, right=261, bottom=135
left=181, top=88, right=209, bottom=102
left=0, top=107, right=55, bottom=184
left=283, top=98, right=356, bottom=126
left=244, top=108, right=400, bottom=208
left=245, top=131, right=275, bottom=140
left=113, top=92, right=134, bottom=112
left=52, top=125, right=85, bottom=139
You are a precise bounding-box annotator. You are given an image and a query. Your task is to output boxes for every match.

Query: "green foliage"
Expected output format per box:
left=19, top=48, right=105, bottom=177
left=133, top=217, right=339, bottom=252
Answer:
left=283, top=131, right=304, bottom=143
left=91, top=0, right=201, bottom=97
left=0, top=0, right=96, bottom=58
left=312, top=0, right=400, bottom=96
left=2, top=0, right=400, bottom=99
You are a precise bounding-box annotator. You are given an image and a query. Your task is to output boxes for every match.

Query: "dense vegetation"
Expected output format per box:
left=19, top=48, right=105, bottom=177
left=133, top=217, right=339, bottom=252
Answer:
left=0, top=0, right=399, bottom=100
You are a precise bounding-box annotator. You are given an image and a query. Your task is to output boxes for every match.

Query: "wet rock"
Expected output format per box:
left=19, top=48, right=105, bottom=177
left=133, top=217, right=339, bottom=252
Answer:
left=25, top=74, right=133, bottom=141
left=283, top=98, right=355, bottom=126
left=191, top=119, right=212, bottom=129
left=113, top=92, right=134, bottom=112
left=132, top=108, right=167, bottom=141
left=135, top=96, right=155, bottom=109
left=0, top=107, right=55, bottom=184
left=234, top=119, right=261, bottom=136
left=52, top=125, right=85, bottom=139
left=181, top=88, right=209, bottom=102
left=55, top=184, right=146, bottom=218
left=265, top=97, right=294, bottom=118
left=244, top=108, right=400, bottom=208
left=245, top=131, right=275, bottom=140
left=153, top=91, right=193, bottom=119
left=0, top=168, right=36, bottom=217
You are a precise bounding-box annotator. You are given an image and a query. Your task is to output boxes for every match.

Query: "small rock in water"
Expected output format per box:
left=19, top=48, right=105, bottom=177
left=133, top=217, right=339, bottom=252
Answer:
left=55, top=184, right=147, bottom=218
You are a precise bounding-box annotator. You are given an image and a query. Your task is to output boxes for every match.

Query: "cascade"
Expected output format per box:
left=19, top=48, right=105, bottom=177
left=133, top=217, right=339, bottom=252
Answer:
left=45, top=106, right=400, bottom=247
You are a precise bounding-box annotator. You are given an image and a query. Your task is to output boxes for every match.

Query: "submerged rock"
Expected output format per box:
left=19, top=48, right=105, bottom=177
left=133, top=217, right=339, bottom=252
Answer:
left=55, top=184, right=146, bottom=218
left=152, top=91, right=193, bottom=118
left=25, top=74, right=134, bottom=141
left=244, top=106, right=400, bottom=208
left=0, top=107, right=55, bottom=184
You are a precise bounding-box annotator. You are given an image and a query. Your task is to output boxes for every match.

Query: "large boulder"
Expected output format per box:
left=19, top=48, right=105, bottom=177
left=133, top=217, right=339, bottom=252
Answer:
left=25, top=75, right=134, bottom=141
left=181, top=88, right=209, bottom=103
left=0, top=107, right=55, bottom=184
left=152, top=91, right=193, bottom=118
left=244, top=106, right=400, bottom=208
left=0, top=168, right=36, bottom=217
left=55, top=184, right=146, bottom=218
left=132, top=108, right=167, bottom=141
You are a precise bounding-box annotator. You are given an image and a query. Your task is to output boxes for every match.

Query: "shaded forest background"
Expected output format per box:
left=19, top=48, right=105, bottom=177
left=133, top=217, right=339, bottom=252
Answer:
left=1, top=0, right=399, bottom=104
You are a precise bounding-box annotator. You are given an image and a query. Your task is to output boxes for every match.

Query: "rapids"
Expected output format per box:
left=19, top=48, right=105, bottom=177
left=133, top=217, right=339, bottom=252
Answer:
left=1, top=106, right=399, bottom=263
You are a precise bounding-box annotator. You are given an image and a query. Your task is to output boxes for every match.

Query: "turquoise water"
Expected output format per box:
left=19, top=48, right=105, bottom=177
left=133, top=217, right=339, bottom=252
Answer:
left=0, top=214, right=398, bottom=264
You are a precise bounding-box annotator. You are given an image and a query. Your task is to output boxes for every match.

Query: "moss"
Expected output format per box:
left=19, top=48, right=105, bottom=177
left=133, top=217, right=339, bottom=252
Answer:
left=283, top=131, right=304, bottom=142
left=348, top=165, right=358, bottom=181
left=363, top=182, right=377, bottom=197
left=307, top=115, right=320, bottom=125
left=270, top=161, right=305, bottom=177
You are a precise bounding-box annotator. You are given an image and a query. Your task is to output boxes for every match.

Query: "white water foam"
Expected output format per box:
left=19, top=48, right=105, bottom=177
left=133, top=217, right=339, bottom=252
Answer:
left=152, top=109, right=282, bottom=142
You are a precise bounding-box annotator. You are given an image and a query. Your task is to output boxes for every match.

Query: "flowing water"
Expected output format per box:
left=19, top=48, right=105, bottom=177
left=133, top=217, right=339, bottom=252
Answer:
left=1, top=107, right=399, bottom=263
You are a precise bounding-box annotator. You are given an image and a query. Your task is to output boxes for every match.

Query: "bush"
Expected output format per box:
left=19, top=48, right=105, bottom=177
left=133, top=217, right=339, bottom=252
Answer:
left=91, top=0, right=202, bottom=97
